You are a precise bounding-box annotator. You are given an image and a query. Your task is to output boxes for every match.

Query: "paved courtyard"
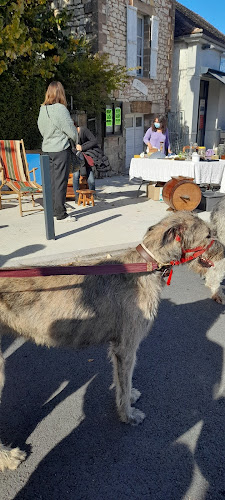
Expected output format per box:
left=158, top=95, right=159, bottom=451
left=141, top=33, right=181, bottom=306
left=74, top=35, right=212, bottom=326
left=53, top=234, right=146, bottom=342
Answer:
left=0, top=175, right=210, bottom=268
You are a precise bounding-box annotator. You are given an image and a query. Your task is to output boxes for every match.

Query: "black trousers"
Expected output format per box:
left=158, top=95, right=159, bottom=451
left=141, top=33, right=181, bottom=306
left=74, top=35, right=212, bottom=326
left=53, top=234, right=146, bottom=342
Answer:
left=47, top=149, right=70, bottom=219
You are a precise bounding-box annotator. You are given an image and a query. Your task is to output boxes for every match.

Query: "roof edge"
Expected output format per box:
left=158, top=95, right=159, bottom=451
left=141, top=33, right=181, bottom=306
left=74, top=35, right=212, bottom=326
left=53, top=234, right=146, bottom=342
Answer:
left=175, top=1, right=225, bottom=45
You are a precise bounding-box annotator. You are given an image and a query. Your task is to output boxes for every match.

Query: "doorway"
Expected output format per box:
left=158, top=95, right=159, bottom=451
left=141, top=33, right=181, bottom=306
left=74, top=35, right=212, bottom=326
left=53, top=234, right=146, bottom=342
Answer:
left=197, top=80, right=209, bottom=146
left=125, top=114, right=144, bottom=170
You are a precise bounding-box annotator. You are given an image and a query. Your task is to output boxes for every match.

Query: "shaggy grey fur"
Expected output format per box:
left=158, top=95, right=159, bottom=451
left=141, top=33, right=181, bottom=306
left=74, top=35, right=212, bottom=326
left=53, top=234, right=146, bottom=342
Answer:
left=0, top=212, right=213, bottom=471
left=211, top=197, right=225, bottom=246
left=195, top=197, right=225, bottom=303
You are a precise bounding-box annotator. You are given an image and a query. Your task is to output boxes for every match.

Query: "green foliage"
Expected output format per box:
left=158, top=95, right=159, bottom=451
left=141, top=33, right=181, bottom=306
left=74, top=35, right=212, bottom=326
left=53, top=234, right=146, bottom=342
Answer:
left=0, top=0, right=70, bottom=77
left=0, top=72, right=45, bottom=148
left=57, top=41, right=128, bottom=114
left=0, top=2, right=128, bottom=148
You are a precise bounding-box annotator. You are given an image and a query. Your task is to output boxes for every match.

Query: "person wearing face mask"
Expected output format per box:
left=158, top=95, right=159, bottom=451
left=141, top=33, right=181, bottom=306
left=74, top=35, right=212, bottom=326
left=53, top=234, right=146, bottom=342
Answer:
left=143, top=116, right=172, bottom=155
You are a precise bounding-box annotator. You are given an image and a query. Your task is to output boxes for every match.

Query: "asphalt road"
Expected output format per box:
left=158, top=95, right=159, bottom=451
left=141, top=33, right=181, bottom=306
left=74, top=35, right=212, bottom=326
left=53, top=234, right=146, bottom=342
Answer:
left=0, top=266, right=225, bottom=500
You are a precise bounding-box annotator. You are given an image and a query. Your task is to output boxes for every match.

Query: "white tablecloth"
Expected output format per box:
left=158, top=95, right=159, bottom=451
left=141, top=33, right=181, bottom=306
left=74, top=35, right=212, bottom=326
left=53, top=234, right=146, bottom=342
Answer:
left=129, top=158, right=225, bottom=192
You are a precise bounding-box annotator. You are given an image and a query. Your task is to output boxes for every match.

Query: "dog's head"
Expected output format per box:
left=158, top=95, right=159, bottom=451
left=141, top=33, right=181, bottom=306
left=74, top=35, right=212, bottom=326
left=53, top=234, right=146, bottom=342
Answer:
left=143, top=212, right=212, bottom=265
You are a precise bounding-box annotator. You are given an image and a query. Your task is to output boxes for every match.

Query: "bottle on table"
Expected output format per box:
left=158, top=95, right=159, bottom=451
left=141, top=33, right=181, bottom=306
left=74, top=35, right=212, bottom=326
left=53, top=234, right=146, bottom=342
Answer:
left=192, top=151, right=200, bottom=162
left=188, top=142, right=193, bottom=160
left=198, top=146, right=206, bottom=160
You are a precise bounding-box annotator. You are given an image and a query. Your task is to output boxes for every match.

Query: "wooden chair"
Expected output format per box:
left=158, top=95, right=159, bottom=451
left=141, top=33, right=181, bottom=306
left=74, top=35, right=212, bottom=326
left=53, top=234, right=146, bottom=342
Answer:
left=0, top=139, right=43, bottom=216
left=76, top=189, right=95, bottom=207
left=76, top=175, right=95, bottom=206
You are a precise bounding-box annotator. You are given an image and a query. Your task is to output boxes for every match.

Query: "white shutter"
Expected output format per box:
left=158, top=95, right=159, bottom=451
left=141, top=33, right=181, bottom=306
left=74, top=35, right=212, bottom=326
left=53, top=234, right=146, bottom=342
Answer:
left=127, top=5, right=137, bottom=76
left=150, top=16, right=159, bottom=79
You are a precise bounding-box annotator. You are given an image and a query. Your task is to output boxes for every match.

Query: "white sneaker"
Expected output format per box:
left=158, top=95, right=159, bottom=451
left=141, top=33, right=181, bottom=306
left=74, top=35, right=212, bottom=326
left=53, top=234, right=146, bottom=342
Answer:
left=57, top=214, right=77, bottom=222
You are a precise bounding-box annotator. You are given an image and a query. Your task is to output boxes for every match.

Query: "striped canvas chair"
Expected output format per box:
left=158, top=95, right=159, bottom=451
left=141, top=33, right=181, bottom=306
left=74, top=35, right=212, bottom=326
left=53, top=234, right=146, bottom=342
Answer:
left=0, top=139, right=43, bottom=216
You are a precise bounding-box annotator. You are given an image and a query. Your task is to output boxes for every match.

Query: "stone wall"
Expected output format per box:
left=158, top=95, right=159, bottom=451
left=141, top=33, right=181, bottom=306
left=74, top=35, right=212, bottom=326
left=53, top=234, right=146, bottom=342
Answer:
left=54, top=0, right=175, bottom=174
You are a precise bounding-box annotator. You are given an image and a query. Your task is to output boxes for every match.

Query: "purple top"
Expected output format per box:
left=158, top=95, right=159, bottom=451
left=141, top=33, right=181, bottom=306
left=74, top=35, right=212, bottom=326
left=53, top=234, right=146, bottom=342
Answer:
left=143, top=127, right=170, bottom=154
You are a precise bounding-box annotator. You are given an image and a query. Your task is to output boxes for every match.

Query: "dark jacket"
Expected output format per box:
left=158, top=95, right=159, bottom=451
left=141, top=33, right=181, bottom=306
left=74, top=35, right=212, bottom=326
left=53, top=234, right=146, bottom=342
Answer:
left=78, top=127, right=98, bottom=152
left=78, top=126, right=111, bottom=177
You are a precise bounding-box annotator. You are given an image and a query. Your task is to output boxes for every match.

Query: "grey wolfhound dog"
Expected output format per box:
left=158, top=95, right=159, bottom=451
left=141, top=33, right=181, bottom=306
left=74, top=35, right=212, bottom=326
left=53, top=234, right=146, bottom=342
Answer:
left=0, top=212, right=213, bottom=471
left=190, top=196, right=225, bottom=304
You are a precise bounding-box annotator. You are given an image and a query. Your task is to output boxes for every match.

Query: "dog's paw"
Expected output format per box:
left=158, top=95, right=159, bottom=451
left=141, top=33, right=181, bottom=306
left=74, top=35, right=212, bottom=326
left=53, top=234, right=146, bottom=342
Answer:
left=0, top=446, right=26, bottom=472
left=130, top=388, right=141, bottom=404
left=128, top=407, right=146, bottom=426
left=212, top=292, right=224, bottom=304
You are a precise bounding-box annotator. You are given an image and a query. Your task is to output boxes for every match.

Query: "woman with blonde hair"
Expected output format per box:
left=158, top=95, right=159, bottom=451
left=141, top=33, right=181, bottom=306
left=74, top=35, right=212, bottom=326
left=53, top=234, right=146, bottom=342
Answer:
left=38, top=81, right=78, bottom=221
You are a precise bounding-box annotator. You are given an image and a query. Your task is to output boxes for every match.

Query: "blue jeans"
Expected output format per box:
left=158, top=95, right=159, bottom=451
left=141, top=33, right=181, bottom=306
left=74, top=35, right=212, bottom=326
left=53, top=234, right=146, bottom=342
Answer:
left=73, top=167, right=95, bottom=196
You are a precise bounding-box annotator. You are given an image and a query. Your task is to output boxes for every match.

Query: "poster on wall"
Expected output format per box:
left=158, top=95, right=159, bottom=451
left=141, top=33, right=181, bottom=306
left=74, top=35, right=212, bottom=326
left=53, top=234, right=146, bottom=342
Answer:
left=106, top=108, right=113, bottom=127
left=105, top=103, right=122, bottom=136
left=106, top=106, right=113, bottom=135
left=115, top=107, right=121, bottom=126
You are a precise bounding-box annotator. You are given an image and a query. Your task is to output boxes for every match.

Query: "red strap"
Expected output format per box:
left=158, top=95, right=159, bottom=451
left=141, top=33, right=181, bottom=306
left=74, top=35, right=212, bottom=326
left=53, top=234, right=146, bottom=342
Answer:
left=182, top=239, right=214, bottom=255
left=0, top=263, right=157, bottom=278
left=170, top=240, right=215, bottom=266
left=167, top=239, right=215, bottom=284
left=166, top=269, right=173, bottom=285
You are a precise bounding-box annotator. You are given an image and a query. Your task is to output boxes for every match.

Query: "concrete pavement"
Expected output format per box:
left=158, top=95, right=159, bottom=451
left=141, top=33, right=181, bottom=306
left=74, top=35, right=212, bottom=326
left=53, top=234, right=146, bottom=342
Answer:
left=1, top=176, right=224, bottom=500
left=0, top=175, right=210, bottom=268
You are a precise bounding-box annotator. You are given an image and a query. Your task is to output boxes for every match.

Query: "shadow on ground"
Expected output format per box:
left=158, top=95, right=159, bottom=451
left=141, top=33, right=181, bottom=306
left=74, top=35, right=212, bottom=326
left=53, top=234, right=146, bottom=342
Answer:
left=0, top=244, right=46, bottom=267
left=0, top=271, right=224, bottom=499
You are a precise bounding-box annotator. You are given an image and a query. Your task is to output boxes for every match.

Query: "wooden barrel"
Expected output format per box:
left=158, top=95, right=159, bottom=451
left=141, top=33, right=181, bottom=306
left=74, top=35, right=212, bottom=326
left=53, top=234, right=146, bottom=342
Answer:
left=162, top=176, right=201, bottom=211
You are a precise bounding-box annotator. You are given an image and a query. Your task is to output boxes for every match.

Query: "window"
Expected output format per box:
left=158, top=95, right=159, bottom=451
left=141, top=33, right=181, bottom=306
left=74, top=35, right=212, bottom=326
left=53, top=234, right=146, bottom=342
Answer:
left=125, top=116, right=133, bottom=128
left=137, top=16, right=144, bottom=76
left=136, top=116, right=142, bottom=127
left=127, top=6, right=159, bottom=80
left=220, top=56, right=225, bottom=73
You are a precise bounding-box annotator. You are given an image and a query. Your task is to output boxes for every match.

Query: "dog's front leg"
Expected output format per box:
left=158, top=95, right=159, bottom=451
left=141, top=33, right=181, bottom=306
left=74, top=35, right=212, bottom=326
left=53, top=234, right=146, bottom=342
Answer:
left=110, top=342, right=145, bottom=425
left=205, top=261, right=225, bottom=304
left=0, top=342, right=26, bottom=472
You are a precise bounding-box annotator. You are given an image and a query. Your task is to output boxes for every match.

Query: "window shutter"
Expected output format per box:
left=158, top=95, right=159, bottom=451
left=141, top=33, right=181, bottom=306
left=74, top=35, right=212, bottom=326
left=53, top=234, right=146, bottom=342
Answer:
left=150, top=16, right=159, bottom=79
left=127, top=5, right=137, bottom=76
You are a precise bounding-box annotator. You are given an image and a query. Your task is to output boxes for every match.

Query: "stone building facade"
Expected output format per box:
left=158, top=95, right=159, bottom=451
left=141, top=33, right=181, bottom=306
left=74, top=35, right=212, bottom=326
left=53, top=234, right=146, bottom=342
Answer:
left=54, top=0, right=175, bottom=173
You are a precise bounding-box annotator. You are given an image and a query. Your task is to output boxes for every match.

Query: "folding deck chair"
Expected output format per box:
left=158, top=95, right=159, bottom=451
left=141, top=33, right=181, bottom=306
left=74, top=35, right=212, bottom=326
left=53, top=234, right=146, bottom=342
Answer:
left=0, top=139, right=43, bottom=216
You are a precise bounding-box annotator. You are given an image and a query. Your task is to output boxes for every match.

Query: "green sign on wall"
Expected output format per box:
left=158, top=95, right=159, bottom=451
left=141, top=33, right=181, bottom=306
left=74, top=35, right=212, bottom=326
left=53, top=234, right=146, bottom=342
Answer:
left=115, top=107, right=121, bottom=126
left=106, top=108, right=113, bottom=127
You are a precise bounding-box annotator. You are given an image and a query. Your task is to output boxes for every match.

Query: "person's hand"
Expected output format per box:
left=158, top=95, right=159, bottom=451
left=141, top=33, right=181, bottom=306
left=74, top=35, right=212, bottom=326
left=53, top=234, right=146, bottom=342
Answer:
left=76, top=144, right=82, bottom=151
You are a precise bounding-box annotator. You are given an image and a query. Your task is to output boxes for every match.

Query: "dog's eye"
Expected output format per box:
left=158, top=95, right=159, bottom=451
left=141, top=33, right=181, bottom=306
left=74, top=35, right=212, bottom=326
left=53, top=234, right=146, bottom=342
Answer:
left=206, top=232, right=211, bottom=238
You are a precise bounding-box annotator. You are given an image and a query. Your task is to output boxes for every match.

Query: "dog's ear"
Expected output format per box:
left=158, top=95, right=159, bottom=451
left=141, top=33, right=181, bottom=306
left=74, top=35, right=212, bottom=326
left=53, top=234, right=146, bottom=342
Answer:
left=162, top=224, right=185, bottom=246
left=147, top=225, right=155, bottom=232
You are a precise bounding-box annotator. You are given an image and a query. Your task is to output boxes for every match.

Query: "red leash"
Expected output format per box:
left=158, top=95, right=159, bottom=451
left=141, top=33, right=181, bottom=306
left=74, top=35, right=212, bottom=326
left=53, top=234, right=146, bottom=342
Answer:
left=0, top=262, right=158, bottom=278
left=0, top=240, right=215, bottom=283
